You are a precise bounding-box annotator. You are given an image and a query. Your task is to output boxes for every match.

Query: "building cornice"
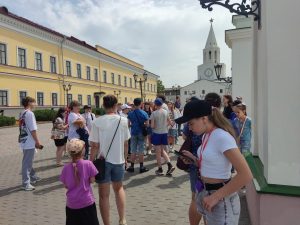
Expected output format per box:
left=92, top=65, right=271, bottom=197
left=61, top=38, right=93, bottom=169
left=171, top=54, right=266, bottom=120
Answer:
left=0, top=14, right=159, bottom=80
left=225, top=27, right=253, bottom=48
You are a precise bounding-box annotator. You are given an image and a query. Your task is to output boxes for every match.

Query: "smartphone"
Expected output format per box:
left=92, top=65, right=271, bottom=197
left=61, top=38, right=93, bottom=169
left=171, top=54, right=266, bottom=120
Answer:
left=39, top=145, right=44, bottom=150
left=174, top=150, right=194, bottom=161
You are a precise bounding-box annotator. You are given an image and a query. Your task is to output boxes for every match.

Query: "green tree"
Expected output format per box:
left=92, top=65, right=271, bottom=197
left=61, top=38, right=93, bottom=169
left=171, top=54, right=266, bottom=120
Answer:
left=157, top=79, right=165, bottom=94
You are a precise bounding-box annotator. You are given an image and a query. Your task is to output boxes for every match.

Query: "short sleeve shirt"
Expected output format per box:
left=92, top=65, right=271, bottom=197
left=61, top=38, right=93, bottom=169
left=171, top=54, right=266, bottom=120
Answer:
left=89, top=115, right=131, bottom=164
left=19, top=110, right=37, bottom=150
left=127, top=109, right=149, bottom=136
left=150, top=109, right=169, bottom=134
left=68, top=112, right=87, bottom=140
left=60, top=159, right=98, bottom=209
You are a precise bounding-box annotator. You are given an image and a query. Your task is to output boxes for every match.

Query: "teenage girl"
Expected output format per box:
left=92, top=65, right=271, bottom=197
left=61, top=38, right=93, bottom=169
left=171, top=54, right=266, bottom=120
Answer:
left=178, top=100, right=253, bottom=225
left=60, top=139, right=99, bottom=225
left=233, top=103, right=252, bottom=153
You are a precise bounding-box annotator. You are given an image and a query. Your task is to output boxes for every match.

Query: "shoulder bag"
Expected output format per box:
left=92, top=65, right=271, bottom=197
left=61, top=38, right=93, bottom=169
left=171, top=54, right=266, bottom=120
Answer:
left=93, top=116, right=121, bottom=181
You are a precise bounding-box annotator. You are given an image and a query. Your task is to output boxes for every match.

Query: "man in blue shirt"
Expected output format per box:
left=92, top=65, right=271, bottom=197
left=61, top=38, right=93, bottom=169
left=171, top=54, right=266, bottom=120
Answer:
left=127, top=98, right=149, bottom=173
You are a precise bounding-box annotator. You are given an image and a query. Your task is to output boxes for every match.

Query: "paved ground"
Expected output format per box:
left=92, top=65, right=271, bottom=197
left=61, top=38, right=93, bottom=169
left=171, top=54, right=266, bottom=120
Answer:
left=0, top=123, right=251, bottom=225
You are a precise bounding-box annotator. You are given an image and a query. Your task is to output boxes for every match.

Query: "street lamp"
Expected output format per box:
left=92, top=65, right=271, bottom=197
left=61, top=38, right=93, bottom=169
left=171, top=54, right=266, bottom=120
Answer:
left=198, top=0, right=261, bottom=28
left=133, top=72, right=148, bottom=101
left=214, top=64, right=232, bottom=84
left=63, top=83, right=72, bottom=106
left=114, top=90, right=121, bottom=99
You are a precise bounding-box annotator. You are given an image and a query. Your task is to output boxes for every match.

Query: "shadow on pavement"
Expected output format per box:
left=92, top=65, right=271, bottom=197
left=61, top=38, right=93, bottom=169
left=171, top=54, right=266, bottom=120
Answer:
left=34, top=164, right=60, bottom=172
left=34, top=156, right=56, bottom=163
left=156, top=173, right=189, bottom=189
left=0, top=185, right=23, bottom=197
left=33, top=183, right=64, bottom=195
left=124, top=175, right=157, bottom=189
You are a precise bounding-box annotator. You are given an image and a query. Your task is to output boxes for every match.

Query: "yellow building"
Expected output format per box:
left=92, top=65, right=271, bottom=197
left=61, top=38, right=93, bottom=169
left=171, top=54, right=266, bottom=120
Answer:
left=0, top=6, right=159, bottom=116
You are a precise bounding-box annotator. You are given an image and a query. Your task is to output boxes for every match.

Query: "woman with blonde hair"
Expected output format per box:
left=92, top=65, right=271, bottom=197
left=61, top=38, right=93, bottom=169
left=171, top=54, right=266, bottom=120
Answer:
left=176, top=100, right=253, bottom=225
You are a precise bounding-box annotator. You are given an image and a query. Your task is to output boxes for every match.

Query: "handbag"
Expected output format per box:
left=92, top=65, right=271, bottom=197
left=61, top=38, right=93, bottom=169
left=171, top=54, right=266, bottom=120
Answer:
left=51, top=118, right=65, bottom=140
left=134, top=110, right=148, bottom=137
left=93, top=116, right=121, bottom=181
left=176, top=134, right=193, bottom=171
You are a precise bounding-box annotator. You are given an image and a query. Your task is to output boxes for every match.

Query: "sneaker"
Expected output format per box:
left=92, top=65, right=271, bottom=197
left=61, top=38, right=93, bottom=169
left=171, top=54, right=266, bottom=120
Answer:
left=147, top=150, right=152, bottom=155
left=166, top=166, right=175, bottom=175
left=119, top=219, right=127, bottom=225
left=126, top=167, right=134, bottom=173
left=23, top=184, right=35, bottom=191
left=139, top=166, right=149, bottom=173
left=31, top=177, right=42, bottom=184
left=155, top=168, right=164, bottom=176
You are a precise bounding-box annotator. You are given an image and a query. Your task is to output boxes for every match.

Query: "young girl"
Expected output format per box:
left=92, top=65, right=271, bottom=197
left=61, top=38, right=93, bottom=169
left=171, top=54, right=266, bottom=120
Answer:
left=178, top=100, right=253, bottom=225
left=60, top=139, right=99, bottom=225
left=233, top=103, right=252, bottom=153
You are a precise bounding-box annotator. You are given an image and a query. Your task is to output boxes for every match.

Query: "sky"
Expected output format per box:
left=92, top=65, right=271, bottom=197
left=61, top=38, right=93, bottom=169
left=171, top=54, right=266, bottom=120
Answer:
left=2, top=0, right=235, bottom=87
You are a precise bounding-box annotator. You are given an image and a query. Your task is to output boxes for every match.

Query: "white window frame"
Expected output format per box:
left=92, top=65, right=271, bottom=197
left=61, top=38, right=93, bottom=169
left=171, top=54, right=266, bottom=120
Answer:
left=19, top=90, right=27, bottom=106
left=94, top=68, right=98, bottom=82
left=0, top=89, right=10, bottom=106
left=65, top=60, right=72, bottom=76
left=51, top=92, right=59, bottom=106
left=50, top=55, right=57, bottom=74
left=36, top=91, right=44, bottom=106
left=76, top=63, right=82, bottom=79
left=86, top=65, right=91, bottom=80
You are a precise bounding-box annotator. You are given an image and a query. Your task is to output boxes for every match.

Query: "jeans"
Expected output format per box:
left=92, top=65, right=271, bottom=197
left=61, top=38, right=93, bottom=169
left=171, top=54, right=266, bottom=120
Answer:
left=96, top=162, right=125, bottom=184
left=195, top=189, right=240, bottom=225
left=22, top=148, right=38, bottom=187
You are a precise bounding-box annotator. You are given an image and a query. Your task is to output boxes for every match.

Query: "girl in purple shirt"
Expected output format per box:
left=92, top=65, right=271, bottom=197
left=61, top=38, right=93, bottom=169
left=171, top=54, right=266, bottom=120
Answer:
left=60, top=139, right=99, bottom=225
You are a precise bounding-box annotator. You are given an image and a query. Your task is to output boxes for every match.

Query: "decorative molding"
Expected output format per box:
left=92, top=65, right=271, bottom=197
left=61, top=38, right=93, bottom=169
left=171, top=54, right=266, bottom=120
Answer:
left=225, top=27, right=253, bottom=48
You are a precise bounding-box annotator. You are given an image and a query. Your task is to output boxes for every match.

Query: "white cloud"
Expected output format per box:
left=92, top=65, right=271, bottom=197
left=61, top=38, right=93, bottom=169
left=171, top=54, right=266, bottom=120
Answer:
left=2, top=0, right=235, bottom=86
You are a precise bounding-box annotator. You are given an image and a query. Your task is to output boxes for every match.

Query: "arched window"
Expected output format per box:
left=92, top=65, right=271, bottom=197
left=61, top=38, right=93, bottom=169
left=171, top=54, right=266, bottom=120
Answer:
left=209, top=51, right=211, bottom=60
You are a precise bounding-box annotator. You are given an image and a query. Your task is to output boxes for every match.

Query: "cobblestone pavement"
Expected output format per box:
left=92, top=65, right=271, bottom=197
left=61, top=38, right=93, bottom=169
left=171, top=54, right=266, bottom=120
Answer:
left=0, top=123, right=251, bottom=225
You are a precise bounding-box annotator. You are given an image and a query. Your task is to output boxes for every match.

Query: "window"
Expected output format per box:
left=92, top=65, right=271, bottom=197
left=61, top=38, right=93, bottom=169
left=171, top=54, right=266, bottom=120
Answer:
left=125, top=97, right=127, bottom=104
left=103, top=71, right=107, bottom=83
left=147, top=83, right=149, bottom=91
left=94, top=69, right=98, bottom=82
left=124, top=77, right=127, bottom=87
left=18, top=47, right=26, bottom=68
left=66, top=61, right=71, bottom=76
left=52, top=93, right=58, bottom=106
left=77, top=64, right=81, bottom=78
left=67, top=94, right=72, bottom=106
left=50, top=56, right=56, bottom=73
left=19, top=91, right=27, bottom=106
left=87, top=95, right=92, bottom=106
left=151, top=84, right=153, bottom=92
left=153, top=85, right=156, bottom=92
left=86, top=66, right=91, bottom=80
left=0, top=90, right=8, bottom=106
left=78, top=94, right=82, bottom=104
left=0, top=43, right=7, bottom=65
left=202, top=90, right=205, bottom=94
left=111, top=73, right=115, bottom=84
left=35, top=52, right=42, bottom=71
left=118, top=75, right=121, bottom=85
left=130, top=78, right=132, bottom=88
left=37, top=92, right=44, bottom=106
left=209, top=51, right=211, bottom=60
left=215, top=51, right=217, bottom=61
left=184, top=91, right=187, bottom=95
left=220, top=89, right=223, bottom=94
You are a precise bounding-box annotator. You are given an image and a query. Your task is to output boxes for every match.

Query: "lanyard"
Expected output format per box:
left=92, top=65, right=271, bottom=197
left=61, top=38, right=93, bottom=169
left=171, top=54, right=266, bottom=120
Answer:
left=198, top=129, right=214, bottom=173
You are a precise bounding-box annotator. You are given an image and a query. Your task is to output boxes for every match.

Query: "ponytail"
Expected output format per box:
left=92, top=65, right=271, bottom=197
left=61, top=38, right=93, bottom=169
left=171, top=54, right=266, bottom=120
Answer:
left=71, top=152, right=81, bottom=185
left=208, top=108, right=237, bottom=141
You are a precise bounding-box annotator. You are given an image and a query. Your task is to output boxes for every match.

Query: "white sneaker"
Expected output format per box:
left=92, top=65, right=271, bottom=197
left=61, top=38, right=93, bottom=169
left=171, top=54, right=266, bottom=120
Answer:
left=23, top=184, right=35, bottom=191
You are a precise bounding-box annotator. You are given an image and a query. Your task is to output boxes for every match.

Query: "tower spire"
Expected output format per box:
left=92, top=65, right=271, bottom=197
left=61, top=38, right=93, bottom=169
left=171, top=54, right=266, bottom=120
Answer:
left=205, top=18, right=218, bottom=48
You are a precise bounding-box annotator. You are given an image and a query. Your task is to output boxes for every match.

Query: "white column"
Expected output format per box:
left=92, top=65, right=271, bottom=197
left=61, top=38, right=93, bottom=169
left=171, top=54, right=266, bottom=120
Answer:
left=253, top=0, right=300, bottom=186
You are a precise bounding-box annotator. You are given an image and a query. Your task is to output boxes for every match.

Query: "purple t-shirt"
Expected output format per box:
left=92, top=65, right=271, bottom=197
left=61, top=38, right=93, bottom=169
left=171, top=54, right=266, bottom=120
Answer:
left=60, top=159, right=98, bottom=209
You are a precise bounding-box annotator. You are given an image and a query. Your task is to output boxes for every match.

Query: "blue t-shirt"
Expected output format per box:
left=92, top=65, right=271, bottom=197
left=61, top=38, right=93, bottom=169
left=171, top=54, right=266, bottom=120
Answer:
left=128, top=109, right=149, bottom=136
left=182, top=124, right=202, bottom=170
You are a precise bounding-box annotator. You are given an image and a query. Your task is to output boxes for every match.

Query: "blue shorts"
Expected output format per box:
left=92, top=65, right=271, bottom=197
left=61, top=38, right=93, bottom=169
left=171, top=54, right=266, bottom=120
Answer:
left=130, top=134, right=146, bottom=154
left=151, top=133, right=168, bottom=146
left=96, top=162, right=125, bottom=184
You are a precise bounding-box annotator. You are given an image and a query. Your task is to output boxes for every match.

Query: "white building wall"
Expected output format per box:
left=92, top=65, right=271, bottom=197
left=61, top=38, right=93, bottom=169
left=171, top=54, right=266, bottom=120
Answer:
left=254, top=0, right=300, bottom=186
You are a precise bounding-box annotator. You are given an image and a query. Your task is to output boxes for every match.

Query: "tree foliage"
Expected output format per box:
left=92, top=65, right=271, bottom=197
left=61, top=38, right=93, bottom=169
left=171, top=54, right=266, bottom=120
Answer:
left=157, top=79, right=165, bottom=93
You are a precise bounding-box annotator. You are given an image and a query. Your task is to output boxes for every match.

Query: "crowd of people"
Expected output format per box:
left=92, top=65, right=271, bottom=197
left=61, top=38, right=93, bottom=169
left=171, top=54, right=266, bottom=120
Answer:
left=18, top=91, right=253, bottom=225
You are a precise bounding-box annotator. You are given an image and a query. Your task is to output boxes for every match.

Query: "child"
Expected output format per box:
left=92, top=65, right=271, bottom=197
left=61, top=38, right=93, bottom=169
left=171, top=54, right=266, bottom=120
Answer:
left=233, top=103, right=252, bottom=153
left=74, top=119, right=90, bottom=160
left=60, top=139, right=99, bottom=225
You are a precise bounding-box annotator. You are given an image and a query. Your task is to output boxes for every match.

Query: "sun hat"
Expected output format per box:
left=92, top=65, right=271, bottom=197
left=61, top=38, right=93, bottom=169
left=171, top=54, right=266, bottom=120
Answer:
left=175, top=100, right=212, bottom=124
left=67, top=139, right=85, bottom=154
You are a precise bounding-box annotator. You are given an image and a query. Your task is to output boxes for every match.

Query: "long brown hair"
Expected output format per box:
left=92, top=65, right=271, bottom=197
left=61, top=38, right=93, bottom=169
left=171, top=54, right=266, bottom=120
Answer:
left=208, top=107, right=237, bottom=140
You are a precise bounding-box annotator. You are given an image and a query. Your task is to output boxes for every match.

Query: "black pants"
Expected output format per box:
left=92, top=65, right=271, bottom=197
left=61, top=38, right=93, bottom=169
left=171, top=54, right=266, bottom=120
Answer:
left=66, top=203, right=99, bottom=225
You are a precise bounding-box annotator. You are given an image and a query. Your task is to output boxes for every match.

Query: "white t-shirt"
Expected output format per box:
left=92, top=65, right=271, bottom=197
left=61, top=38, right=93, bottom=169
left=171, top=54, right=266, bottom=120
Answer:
left=19, top=110, right=37, bottom=150
left=150, top=109, right=169, bottom=134
left=197, top=128, right=237, bottom=179
left=81, top=112, right=96, bottom=132
left=89, top=114, right=131, bottom=164
left=68, top=112, right=87, bottom=140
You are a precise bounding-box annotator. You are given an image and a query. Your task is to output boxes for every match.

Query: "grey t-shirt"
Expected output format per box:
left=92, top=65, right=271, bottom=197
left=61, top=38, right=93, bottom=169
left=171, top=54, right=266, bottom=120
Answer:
left=150, top=109, right=169, bottom=134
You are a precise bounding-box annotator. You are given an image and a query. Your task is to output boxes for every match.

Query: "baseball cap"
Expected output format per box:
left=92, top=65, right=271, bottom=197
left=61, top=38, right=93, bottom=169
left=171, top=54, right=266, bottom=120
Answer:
left=121, top=104, right=132, bottom=110
left=154, top=98, right=163, bottom=106
left=175, top=100, right=212, bottom=124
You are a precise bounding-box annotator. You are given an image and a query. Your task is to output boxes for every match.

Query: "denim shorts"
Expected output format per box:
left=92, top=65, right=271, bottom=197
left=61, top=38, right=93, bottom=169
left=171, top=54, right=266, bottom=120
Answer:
left=96, top=162, right=125, bottom=184
left=168, top=129, right=177, bottom=137
left=151, top=133, right=168, bottom=146
left=195, top=189, right=240, bottom=225
left=130, top=134, right=146, bottom=154
left=189, top=168, right=198, bottom=193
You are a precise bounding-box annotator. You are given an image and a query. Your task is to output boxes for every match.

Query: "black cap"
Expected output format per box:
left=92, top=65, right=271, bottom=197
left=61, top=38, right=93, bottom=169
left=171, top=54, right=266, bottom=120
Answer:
left=83, top=105, right=91, bottom=110
left=175, top=100, right=212, bottom=124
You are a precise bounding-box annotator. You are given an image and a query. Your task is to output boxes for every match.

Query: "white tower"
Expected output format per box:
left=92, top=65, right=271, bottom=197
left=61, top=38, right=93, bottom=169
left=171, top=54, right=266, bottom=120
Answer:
left=198, top=19, right=226, bottom=80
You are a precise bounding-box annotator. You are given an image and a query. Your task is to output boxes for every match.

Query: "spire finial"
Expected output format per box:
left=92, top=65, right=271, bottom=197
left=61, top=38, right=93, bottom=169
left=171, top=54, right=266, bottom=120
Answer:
left=209, top=18, right=214, bottom=24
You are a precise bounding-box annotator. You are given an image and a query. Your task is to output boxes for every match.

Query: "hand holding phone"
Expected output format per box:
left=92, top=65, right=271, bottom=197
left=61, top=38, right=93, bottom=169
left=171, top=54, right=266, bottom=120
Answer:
left=174, top=150, right=195, bottom=162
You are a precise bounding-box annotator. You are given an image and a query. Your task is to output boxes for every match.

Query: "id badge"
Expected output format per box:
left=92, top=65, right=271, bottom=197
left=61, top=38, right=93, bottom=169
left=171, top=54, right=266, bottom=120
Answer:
left=195, top=179, right=204, bottom=192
